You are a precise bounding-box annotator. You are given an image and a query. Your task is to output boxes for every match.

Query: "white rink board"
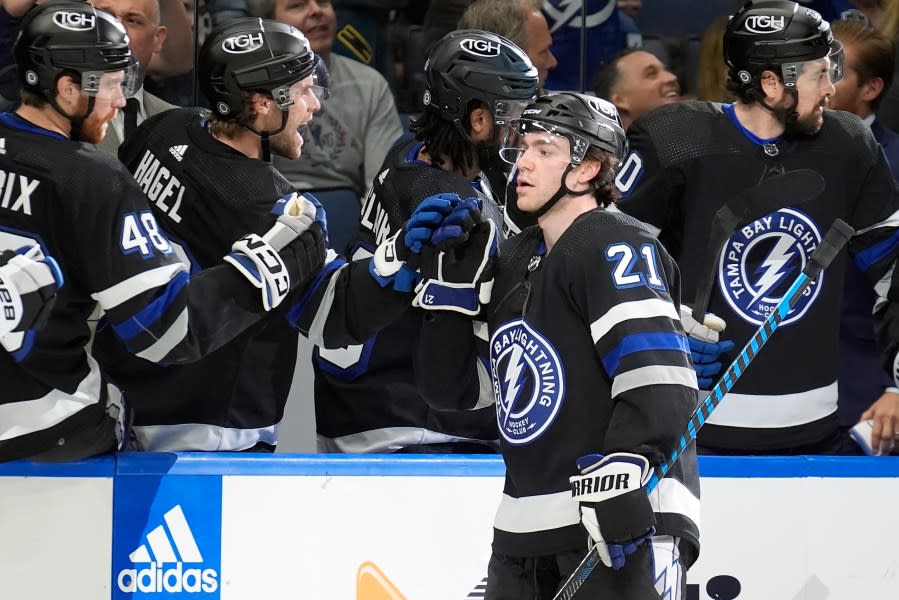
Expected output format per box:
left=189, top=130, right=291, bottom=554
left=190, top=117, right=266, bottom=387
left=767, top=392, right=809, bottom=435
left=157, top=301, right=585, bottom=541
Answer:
left=2, top=455, right=899, bottom=600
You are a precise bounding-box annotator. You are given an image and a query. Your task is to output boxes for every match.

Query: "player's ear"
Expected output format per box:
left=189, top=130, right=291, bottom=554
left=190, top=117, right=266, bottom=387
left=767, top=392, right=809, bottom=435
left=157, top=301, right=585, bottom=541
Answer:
left=759, top=69, right=781, bottom=99
left=55, top=74, right=81, bottom=105
left=860, top=76, right=884, bottom=104
left=250, top=92, right=272, bottom=116
left=575, top=158, right=602, bottom=185
left=468, top=106, right=491, bottom=140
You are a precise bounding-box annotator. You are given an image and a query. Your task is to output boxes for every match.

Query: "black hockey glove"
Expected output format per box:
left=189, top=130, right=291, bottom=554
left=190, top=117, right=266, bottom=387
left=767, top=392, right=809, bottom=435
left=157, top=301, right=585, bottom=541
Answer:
left=370, top=193, right=466, bottom=292
left=0, top=245, right=64, bottom=336
left=413, top=219, right=497, bottom=316
left=225, top=193, right=325, bottom=310
left=569, top=453, right=656, bottom=571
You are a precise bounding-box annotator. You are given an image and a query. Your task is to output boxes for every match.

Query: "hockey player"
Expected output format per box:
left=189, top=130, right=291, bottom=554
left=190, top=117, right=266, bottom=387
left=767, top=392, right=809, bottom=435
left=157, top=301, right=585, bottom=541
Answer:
left=90, top=18, right=476, bottom=452
left=312, top=29, right=539, bottom=454
left=617, top=0, right=899, bottom=454
left=0, top=2, right=327, bottom=462
left=415, top=92, right=699, bottom=599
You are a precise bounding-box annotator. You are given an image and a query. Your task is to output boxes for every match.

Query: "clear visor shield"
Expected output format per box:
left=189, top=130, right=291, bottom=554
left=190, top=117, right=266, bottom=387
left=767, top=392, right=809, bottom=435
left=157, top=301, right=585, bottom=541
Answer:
left=493, top=99, right=530, bottom=126
left=499, top=119, right=589, bottom=166
left=781, top=41, right=844, bottom=88
left=311, top=56, right=330, bottom=103
left=80, top=59, right=140, bottom=99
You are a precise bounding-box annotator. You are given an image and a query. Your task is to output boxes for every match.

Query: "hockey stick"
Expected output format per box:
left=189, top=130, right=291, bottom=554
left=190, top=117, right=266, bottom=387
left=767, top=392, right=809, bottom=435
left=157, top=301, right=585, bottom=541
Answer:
left=691, top=169, right=825, bottom=325
left=552, top=218, right=855, bottom=600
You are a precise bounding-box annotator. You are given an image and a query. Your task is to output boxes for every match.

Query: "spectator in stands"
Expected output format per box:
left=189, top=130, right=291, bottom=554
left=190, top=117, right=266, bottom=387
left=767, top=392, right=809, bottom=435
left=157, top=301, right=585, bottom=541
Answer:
left=696, top=15, right=733, bottom=102
left=592, top=48, right=681, bottom=131
left=543, top=0, right=640, bottom=92
left=797, top=0, right=857, bottom=22
left=459, top=0, right=557, bottom=91
left=248, top=0, right=403, bottom=253
left=0, top=0, right=38, bottom=111
left=830, top=18, right=899, bottom=453
left=875, top=0, right=899, bottom=129
left=617, top=0, right=641, bottom=21
left=849, top=0, right=886, bottom=29
left=144, top=0, right=198, bottom=106
left=90, top=0, right=176, bottom=152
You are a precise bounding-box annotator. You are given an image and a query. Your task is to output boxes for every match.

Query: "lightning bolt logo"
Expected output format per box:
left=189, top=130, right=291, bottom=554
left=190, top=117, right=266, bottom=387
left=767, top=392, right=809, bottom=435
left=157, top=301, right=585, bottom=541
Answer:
left=500, top=344, right=527, bottom=429
left=748, top=235, right=796, bottom=308
left=543, top=0, right=617, bottom=34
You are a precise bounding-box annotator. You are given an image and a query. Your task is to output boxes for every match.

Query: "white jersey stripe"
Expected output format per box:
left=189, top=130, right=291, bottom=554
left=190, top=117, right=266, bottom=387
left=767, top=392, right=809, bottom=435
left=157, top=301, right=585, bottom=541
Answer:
left=134, top=422, right=278, bottom=452
left=135, top=308, right=188, bottom=363
left=854, top=208, right=899, bottom=235
left=705, top=381, right=837, bottom=428
left=317, top=427, right=498, bottom=454
left=165, top=505, right=203, bottom=563
left=590, top=298, right=679, bottom=343
left=305, top=260, right=348, bottom=347
left=493, top=490, right=581, bottom=534
left=611, top=365, right=698, bottom=398
left=0, top=353, right=102, bottom=440
left=92, top=263, right=186, bottom=309
left=649, top=477, right=701, bottom=529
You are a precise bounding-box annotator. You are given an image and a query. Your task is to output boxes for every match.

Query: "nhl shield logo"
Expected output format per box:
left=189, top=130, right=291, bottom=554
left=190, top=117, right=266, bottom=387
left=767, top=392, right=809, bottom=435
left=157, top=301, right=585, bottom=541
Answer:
left=490, top=319, right=565, bottom=445
left=718, top=207, right=824, bottom=326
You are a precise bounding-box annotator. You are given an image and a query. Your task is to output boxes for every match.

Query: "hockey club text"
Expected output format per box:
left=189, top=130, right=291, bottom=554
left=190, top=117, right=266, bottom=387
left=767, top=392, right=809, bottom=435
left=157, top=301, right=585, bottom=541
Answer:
left=132, top=150, right=185, bottom=223
left=0, top=170, right=40, bottom=216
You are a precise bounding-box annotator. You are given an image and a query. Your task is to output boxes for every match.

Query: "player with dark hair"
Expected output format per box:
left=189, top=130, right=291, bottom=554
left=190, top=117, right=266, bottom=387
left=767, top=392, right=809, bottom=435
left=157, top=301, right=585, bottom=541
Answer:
left=90, top=18, right=473, bottom=452
left=617, top=0, right=899, bottom=455
left=312, top=29, right=539, bottom=454
left=415, top=92, right=699, bottom=599
left=0, top=2, right=325, bottom=462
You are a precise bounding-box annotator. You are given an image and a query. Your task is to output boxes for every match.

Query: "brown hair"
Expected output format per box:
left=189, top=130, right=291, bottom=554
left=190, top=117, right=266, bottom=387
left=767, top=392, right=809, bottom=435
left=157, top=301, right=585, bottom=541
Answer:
left=696, top=16, right=733, bottom=102
left=833, top=19, right=896, bottom=111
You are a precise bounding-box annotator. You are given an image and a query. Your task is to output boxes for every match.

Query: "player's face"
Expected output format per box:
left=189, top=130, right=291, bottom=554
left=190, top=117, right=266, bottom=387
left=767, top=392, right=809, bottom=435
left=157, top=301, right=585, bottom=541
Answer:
left=523, top=9, right=557, bottom=87
left=270, top=76, right=322, bottom=159
left=274, top=0, right=335, bottom=56
left=89, top=0, right=166, bottom=82
left=613, top=51, right=681, bottom=121
left=830, top=42, right=865, bottom=115
left=77, top=71, right=128, bottom=143
left=513, top=131, right=574, bottom=213
left=790, top=56, right=837, bottom=135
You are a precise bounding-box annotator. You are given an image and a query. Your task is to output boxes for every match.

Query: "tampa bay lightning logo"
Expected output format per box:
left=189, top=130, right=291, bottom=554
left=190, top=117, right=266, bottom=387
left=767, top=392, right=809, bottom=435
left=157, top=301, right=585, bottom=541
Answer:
left=718, top=207, right=823, bottom=326
left=490, top=320, right=565, bottom=445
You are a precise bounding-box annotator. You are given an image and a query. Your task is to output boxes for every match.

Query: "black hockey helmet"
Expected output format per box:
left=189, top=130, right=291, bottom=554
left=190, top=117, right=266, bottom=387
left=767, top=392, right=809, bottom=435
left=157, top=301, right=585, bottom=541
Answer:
left=724, top=0, right=843, bottom=88
left=15, top=1, right=138, bottom=100
left=423, top=29, right=538, bottom=125
left=501, top=92, right=627, bottom=165
left=199, top=18, right=319, bottom=118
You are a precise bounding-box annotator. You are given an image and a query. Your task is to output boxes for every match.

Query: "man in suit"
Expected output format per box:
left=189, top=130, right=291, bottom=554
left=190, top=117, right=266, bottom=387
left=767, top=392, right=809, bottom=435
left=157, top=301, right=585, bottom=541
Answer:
left=90, top=0, right=176, bottom=153
left=831, top=19, right=899, bottom=453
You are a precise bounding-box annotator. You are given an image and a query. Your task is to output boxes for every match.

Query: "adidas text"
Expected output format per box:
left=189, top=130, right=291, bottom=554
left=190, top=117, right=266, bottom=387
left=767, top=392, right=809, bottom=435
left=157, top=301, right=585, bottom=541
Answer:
left=117, top=562, right=218, bottom=593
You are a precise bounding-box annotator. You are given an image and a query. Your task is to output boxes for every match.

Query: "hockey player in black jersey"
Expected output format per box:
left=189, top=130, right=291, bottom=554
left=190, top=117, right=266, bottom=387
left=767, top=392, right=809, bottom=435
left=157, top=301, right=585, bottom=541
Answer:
left=312, top=29, right=539, bottom=454
left=415, top=92, right=700, bottom=599
left=617, top=0, right=899, bottom=455
left=89, top=18, right=476, bottom=452
left=0, top=2, right=327, bottom=462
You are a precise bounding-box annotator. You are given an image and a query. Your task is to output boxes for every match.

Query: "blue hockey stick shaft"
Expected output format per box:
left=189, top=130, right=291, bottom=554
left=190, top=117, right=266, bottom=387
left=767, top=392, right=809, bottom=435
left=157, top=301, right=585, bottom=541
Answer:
left=552, top=219, right=855, bottom=600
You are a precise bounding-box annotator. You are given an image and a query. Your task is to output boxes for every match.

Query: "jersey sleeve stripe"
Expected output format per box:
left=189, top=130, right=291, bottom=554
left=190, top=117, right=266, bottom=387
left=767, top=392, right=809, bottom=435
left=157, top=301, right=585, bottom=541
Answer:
left=648, top=477, right=701, bottom=529
left=111, top=271, right=189, bottom=341
left=135, top=308, right=188, bottom=362
left=601, top=331, right=690, bottom=376
left=590, top=298, right=679, bottom=344
left=302, top=261, right=350, bottom=346
left=610, top=365, right=698, bottom=398
left=854, top=227, right=899, bottom=271
left=285, top=250, right=344, bottom=328
left=854, top=209, right=899, bottom=235
left=91, top=263, right=186, bottom=309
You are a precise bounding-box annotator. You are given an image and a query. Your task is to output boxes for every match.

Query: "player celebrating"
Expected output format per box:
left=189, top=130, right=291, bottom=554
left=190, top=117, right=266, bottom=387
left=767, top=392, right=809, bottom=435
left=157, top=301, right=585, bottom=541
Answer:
left=0, top=2, right=326, bottom=462
left=617, top=0, right=899, bottom=455
left=416, top=92, right=700, bottom=599
left=91, top=18, right=475, bottom=452
left=312, top=29, right=539, bottom=454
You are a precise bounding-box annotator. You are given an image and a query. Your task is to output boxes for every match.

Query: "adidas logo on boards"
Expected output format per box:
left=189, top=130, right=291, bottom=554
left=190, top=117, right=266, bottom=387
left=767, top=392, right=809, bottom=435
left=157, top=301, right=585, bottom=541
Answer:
left=116, top=505, right=219, bottom=594
left=169, top=145, right=187, bottom=162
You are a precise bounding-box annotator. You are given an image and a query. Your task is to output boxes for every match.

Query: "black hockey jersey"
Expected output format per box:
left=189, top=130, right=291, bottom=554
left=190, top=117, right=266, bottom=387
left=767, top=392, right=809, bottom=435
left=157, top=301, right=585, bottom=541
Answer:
left=313, top=139, right=500, bottom=452
left=0, top=111, right=277, bottom=462
left=617, top=101, right=899, bottom=451
left=92, top=108, right=412, bottom=451
left=422, top=209, right=701, bottom=559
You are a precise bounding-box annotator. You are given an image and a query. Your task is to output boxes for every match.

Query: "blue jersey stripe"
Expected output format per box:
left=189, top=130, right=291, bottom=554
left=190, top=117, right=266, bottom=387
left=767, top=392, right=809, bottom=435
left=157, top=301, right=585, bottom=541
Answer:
left=111, top=270, right=189, bottom=341
left=601, top=331, right=690, bottom=376
left=855, top=227, right=899, bottom=272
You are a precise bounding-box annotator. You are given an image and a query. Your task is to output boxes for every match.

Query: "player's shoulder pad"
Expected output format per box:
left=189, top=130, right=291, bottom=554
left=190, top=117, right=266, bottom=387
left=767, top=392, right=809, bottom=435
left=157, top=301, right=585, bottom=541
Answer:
left=629, top=100, right=729, bottom=168
left=555, top=208, right=657, bottom=260
left=819, top=109, right=881, bottom=160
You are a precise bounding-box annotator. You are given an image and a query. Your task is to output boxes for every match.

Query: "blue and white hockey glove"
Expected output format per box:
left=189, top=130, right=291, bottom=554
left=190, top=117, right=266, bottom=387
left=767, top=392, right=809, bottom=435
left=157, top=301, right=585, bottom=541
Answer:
left=226, top=193, right=324, bottom=310
left=569, top=453, right=656, bottom=571
left=0, top=245, right=63, bottom=336
left=370, top=193, right=462, bottom=292
left=680, top=305, right=734, bottom=389
left=273, top=192, right=329, bottom=248
left=413, top=219, right=497, bottom=316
